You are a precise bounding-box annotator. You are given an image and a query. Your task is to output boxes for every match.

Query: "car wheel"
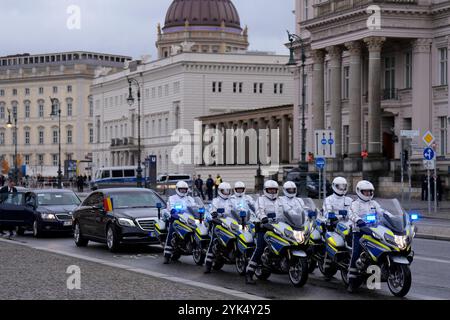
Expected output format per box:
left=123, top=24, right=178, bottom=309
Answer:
left=74, top=221, right=89, bottom=247
left=106, top=225, right=120, bottom=253
left=33, top=221, right=44, bottom=238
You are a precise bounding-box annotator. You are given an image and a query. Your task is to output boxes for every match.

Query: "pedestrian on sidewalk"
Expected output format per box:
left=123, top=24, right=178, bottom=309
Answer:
left=214, top=175, right=222, bottom=198
left=421, top=175, right=428, bottom=201
left=206, top=175, right=214, bottom=201
left=194, top=175, right=205, bottom=200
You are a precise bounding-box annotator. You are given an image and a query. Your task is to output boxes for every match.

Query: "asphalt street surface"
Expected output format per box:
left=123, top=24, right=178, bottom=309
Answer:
left=1, top=233, right=449, bottom=300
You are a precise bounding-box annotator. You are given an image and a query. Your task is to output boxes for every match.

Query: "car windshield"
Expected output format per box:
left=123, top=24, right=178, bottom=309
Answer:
left=37, top=192, right=81, bottom=206
left=109, top=191, right=166, bottom=209
left=0, top=193, right=25, bottom=205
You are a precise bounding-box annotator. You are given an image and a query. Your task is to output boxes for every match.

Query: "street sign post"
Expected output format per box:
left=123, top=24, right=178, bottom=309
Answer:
left=401, top=130, right=420, bottom=138
left=315, top=157, right=326, bottom=201
left=314, top=130, right=336, bottom=159
left=423, top=143, right=436, bottom=215
left=423, top=131, right=435, bottom=146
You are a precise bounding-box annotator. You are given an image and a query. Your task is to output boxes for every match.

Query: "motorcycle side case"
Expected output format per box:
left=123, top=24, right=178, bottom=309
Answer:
left=325, top=232, right=345, bottom=258
left=194, top=223, right=210, bottom=243
left=237, top=230, right=255, bottom=252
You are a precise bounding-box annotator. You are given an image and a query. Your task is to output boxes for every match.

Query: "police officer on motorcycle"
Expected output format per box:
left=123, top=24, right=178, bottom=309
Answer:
left=245, top=180, right=284, bottom=285
left=347, top=180, right=385, bottom=292
left=163, top=181, right=197, bottom=265
left=204, top=182, right=235, bottom=274
left=321, top=177, right=354, bottom=273
left=231, top=181, right=256, bottom=213
left=279, top=181, right=306, bottom=215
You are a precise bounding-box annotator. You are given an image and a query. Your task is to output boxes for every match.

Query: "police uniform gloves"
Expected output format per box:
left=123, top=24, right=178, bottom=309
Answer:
left=357, top=220, right=366, bottom=228
left=261, top=217, right=269, bottom=225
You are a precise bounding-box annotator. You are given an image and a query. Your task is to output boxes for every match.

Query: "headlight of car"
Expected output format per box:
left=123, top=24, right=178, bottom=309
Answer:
left=41, top=213, right=57, bottom=221
left=293, top=230, right=305, bottom=244
left=394, top=235, right=408, bottom=250
left=118, top=218, right=136, bottom=227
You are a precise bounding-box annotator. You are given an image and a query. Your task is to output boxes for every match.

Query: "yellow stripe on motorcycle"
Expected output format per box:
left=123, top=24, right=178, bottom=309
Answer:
left=362, top=235, right=399, bottom=252
left=217, top=225, right=235, bottom=238
left=265, top=231, right=290, bottom=245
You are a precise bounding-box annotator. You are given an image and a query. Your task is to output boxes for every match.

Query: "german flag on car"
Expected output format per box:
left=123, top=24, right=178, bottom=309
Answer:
left=103, top=197, right=113, bottom=212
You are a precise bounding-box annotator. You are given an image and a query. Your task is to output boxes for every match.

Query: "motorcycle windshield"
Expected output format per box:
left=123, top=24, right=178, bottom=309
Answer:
left=282, top=211, right=305, bottom=229
left=187, top=197, right=205, bottom=219
left=301, top=198, right=317, bottom=211
left=375, top=199, right=408, bottom=234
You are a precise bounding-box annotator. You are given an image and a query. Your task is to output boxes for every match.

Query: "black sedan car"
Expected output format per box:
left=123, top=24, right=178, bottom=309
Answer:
left=285, top=170, right=333, bottom=198
left=29, top=189, right=81, bottom=237
left=73, top=188, right=167, bottom=252
left=0, top=188, right=36, bottom=233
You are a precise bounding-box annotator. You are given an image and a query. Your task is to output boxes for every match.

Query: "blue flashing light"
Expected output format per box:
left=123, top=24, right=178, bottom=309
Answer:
left=365, top=214, right=377, bottom=223
left=240, top=211, right=247, bottom=218
left=217, top=208, right=225, bottom=214
left=328, top=212, right=337, bottom=219
left=308, top=211, right=317, bottom=219
left=410, top=214, right=420, bottom=222
left=156, top=203, right=162, bottom=209
left=198, top=207, right=205, bottom=214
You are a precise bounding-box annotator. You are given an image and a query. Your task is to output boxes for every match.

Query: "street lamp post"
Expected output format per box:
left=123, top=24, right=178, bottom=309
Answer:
left=127, top=77, right=143, bottom=188
left=50, top=97, right=63, bottom=189
left=287, top=31, right=308, bottom=196
left=6, top=109, right=18, bottom=185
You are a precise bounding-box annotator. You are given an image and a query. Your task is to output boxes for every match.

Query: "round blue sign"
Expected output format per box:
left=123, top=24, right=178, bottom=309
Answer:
left=423, top=148, right=435, bottom=161
left=328, top=139, right=335, bottom=145
left=321, top=139, right=327, bottom=145
left=315, top=157, right=326, bottom=169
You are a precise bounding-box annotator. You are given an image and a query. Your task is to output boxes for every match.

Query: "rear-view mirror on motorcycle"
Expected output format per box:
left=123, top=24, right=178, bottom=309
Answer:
left=217, top=208, right=225, bottom=214
left=308, top=211, right=317, bottom=219
left=328, top=212, right=336, bottom=219
left=267, top=212, right=276, bottom=219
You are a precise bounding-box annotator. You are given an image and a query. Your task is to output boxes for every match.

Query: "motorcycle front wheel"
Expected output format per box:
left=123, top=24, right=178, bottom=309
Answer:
left=235, top=252, right=247, bottom=276
left=192, top=242, right=206, bottom=266
left=289, top=258, right=309, bottom=287
left=387, top=264, right=412, bottom=297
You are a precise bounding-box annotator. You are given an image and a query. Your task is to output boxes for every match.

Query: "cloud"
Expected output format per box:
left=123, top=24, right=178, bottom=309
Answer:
left=0, top=0, right=294, bottom=58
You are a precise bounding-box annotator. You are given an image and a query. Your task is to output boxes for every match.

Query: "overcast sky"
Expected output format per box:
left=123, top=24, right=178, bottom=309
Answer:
left=0, top=0, right=295, bottom=59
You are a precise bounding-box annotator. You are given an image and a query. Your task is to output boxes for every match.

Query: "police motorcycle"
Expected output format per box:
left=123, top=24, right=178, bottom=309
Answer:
left=206, top=202, right=256, bottom=275
left=253, top=208, right=312, bottom=287
left=309, top=209, right=353, bottom=279
left=155, top=197, right=210, bottom=264
left=343, top=199, right=418, bottom=297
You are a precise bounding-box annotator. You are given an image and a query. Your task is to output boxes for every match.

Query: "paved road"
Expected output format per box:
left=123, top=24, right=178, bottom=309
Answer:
left=1, top=234, right=449, bottom=300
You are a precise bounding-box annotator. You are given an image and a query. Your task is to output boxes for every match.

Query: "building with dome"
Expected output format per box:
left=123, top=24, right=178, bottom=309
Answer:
left=156, top=0, right=249, bottom=58
left=91, top=0, right=295, bottom=182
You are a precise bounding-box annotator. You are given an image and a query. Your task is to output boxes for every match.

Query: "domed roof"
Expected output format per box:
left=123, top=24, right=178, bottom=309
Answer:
left=164, top=0, right=242, bottom=30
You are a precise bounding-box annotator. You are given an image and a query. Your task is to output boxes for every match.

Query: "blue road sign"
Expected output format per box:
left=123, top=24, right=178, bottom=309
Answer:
left=328, top=139, right=334, bottom=145
left=316, top=157, right=326, bottom=170
left=423, top=148, right=435, bottom=161
left=321, top=139, right=327, bottom=145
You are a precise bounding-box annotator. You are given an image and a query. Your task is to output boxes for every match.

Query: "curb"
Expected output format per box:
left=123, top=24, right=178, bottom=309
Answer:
left=416, top=233, right=450, bottom=242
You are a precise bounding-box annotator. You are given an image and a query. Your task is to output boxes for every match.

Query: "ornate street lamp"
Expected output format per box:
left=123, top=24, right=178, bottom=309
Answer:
left=287, top=30, right=308, bottom=196
left=50, top=97, right=63, bottom=189
left=127, top=77, right=143, bottom=188
left=6, top=109, right=18, bottom=185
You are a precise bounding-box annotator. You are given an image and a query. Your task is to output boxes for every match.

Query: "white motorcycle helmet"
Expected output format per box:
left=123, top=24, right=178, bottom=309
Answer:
left=234, top=181, right=246, bottom=197
left=332, top=177, right=348, bottom=197
left=218, top=182, right=232, bottom=200
left=356, top=180, right=375, bottom=202
left=264, top=180, right=279, bottom=201
left=175, top=181, right=189, bottom=197
left=283, top=181, right=297, bottom=199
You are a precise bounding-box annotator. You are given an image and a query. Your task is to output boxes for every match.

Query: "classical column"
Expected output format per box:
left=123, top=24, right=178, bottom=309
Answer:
left=237, top=120, right=245, bottom=165
left=412, top=38, right=433, bottom=134
left=364, top=36, right=385, bottom=155
left=327, top=45, right=343, bottom=156
left=259, top=117, right=268, bottom=165
left=281, top=115, right=290, bottom=163
left=226, top=121, right=234, bottom=165
left=345, top=41, right=363, bottom=157
left=311, top=50, right=325, bottom=132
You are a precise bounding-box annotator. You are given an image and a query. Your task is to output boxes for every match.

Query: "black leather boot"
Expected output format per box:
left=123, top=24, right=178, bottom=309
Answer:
left=245, top=272, right=256, bottom=285
left=204, top=262, right=212, bottom=274
left=163, top=256, right=171, bottom=265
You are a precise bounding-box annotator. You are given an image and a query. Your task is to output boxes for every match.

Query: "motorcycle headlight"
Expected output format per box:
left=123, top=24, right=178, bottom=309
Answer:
left=230, top=223, right=240, bottom=232
left=41, top=213, right=56, bottom=221
left=293, top=230, right=306, bottom=244
left=395, top=235, right=408, bottom=250
left=284, top=229, right=294, bottom=240
left=118, top=218, right=136, bottom=227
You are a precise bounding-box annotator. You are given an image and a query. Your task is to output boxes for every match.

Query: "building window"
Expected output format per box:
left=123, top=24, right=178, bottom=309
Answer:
left=259, top=83, right=263, bottom=94
left=25, top=130, right=30, bottom=145
left=158, top=86, right=162, bottom=97
left=384, top=56, right=396, bottom=99
left=343, top=66, right=350, bottom=99
left=439, top=48, right=448, bottom=86
left=39, top=129, right=44, bottom=145
left=233, top=82, right=243, bottom=93
left=24, top=155, right=30, bottom=165
left=0, top=106, right=5, bottom=119
left=53, top=129, right=58, bottom=144
left=12, top=105, right=17, bottom=118
left=152, top=87, right=156, bottom=98
left=53, top=86, right=58, bottom=94
left=274, top=84, right=278, bottom=94
left=39, top=87, right=44, bottom=95
left=440, top=116, right=447, bottom=156
left=52, top=154, right=58, bottom=166
left=0, top=132, right=4, bottom=145
left=12, top=131, right=17, bottom=145
left=279, top=83, right=284, bottom=94
left=67, top=101, right=73, bottom=116
left=405, top=52, right=412, bottom=89
left=89, top=98, right=94, bottom=117
left=343, top=125, right=350, bottom=155
left=67, top=130, right=73, bottom=144
left=25, top=88, right=30, bottom=95
left=38, top=154, right=44, bottom=166
left=165, top=84, right=169, bottom=96
left=174, top=82, right=180, bottom=94
left=12, top=89, right=17, bottom=96
left=67, top=85, right=72, bottom=93
left=304, top=0, right=309, bottom=20
left=212, top=82, right=222, bottom=93
left=212, top=82, right=217, bottom=93
left=0, top=89, right=4, bottom=96
left=39, top=102, right=44, bottom=118
left=89, top=127, right=94, bottom=143
left=25, top=104, right=30, bottom=119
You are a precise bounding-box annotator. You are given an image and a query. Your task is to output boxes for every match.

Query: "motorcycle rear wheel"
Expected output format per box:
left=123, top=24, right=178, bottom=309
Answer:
left=318, top=260, right=337, bottom=279
left=192, top=243, right=206, bottom=266
left=235, top=253, right=247, bottom=276
left=387, top=264, right=412, bottom=297
left=289, top=258, right=309, bottom=287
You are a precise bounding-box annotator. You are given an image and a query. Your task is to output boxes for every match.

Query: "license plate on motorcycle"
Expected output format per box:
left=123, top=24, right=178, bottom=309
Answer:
left=63, top=221, right=73, bottom=227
